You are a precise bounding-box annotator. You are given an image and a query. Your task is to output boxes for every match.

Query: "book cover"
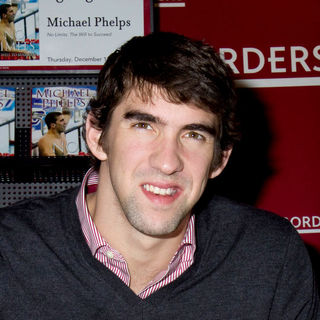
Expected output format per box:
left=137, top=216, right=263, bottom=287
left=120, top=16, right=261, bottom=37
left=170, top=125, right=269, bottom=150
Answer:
left=0, top=0, right=39, bottom=61
left=0, top=86, right=15, bottom=156
left=31, top=86, right=96, bottom=157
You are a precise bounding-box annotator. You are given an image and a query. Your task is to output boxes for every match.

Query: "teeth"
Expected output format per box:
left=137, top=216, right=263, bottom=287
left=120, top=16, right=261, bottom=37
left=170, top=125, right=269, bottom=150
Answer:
left=143, top=184, right=176, bottom=196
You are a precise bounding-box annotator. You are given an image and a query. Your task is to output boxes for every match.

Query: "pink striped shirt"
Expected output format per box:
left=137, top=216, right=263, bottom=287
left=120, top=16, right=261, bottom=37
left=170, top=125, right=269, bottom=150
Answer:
left=76, top=168, right=196, bottom=299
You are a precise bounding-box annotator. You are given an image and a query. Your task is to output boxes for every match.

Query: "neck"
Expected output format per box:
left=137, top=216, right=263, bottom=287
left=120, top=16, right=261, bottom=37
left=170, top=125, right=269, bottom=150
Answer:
left=88, top=187, right=189, bottom=263
left=48, top=129, right=62, bottom=138
left=0, top=19, right=10, bottom=27
left=86, top=165, right=190, bottom=293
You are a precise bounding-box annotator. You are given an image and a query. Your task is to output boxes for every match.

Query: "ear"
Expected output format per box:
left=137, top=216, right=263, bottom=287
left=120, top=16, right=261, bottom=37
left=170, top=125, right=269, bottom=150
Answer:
left=209, top=148, right=232, bottom=179
left=85, top=113, right=108, bottom=161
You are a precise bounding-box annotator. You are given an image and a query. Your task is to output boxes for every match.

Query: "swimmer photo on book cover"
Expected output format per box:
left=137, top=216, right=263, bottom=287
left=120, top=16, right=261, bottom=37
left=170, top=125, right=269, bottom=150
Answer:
left=0, top=86, right=15, bottom=156
left=0, top=0, right=39, bottom=61
left=31, top=86, right=96, bottom=157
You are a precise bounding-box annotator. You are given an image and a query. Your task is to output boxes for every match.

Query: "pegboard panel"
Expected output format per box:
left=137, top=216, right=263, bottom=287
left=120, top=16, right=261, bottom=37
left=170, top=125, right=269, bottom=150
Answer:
left=0, top=156, right=91, bottom=183
left=0, top=181, right=81, bottom=208
left=0, top=72, right=98, bottom=207
left=0, top=73, right=98, bottom=129
left=15, top=128, right=30, bottom=156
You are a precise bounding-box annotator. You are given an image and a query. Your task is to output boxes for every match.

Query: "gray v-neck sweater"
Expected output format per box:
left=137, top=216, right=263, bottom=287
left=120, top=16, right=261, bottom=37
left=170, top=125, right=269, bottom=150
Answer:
left=0, top=188, right=318, bottom=319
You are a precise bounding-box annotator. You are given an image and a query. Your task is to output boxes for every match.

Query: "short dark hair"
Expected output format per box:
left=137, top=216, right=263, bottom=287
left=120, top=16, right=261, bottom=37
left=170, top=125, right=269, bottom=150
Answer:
left=44, top=112, right=61, bottom=129
left=0, top=4, right=11, bottom=17
left=84, top=32, right=240, bottom=169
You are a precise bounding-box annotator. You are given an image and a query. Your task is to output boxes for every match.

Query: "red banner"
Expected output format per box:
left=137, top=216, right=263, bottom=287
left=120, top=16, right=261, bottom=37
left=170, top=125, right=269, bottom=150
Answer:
left=156, top=0, right=320, bottom=251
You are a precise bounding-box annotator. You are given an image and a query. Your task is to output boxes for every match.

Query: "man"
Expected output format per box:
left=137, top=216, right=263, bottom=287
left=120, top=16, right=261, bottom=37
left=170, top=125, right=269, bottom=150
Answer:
left=0, top=4, right=33, bottom=56
left=38, top=111, right=68, bottom=156
left=0, top=32, right=318, bottom=319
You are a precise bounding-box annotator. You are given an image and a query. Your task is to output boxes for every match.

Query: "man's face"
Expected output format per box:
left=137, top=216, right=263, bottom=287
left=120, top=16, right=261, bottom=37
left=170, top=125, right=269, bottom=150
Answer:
left=95, top=89, right=229, bottom=237
left=54, top=115, right=67, bottom=133
left=5, top=7, right=15, bottom=23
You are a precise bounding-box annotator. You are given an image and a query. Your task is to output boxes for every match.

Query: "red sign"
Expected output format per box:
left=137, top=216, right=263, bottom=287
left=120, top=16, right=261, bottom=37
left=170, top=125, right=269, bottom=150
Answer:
left=156, top=0, right=320, bottom=251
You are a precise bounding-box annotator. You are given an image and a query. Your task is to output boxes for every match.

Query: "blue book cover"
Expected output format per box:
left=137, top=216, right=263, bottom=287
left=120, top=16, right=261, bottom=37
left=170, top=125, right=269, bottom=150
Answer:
left=31, top=86, right=96, bottom=157
left=0, top=0, right=39, bottom=60
left=0, top=87, right=15, bottom=156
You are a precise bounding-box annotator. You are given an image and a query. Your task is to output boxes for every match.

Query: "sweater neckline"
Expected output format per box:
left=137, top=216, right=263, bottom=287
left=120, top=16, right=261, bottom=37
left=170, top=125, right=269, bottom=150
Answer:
left=62, top=187, right=206, bottom=307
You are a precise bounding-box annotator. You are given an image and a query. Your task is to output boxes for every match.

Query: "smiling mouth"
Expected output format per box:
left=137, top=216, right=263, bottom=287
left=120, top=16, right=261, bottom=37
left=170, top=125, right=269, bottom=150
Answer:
left=143, top=184, right=177, bottom=196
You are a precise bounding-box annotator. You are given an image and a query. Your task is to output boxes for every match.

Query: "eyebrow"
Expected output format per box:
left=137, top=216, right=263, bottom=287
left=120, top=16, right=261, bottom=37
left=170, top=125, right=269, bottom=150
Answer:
left=123, top=110, right=217, bottom=136
left=183, top=123, right=217, bottom=136
left=123, top=110, right=164, bottom=125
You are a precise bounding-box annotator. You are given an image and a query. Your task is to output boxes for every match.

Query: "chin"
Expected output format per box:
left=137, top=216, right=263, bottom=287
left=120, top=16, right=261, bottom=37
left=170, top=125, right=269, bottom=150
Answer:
left=131, top=216, right=188, bottom=238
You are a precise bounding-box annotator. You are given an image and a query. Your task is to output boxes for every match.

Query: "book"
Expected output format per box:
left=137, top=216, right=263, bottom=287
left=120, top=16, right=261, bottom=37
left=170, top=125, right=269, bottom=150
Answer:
left=31, top=86, right=96, bottom=157
left=0, top=87, right=15, bottom=156
left=0, top=0, right=39, bottom=61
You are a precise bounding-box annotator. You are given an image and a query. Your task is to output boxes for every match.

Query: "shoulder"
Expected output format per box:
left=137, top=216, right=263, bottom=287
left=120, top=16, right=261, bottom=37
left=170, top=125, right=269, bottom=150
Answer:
left=195, top=195, right=301, bottom=255
left=195, top=194, right=313, bottom=277
left=199, top=195, right=290, bottom=229
left=0, top=188, right=82, bottom=308
left=0, top=187, right=78, bottom=215
left=38, top=134, right=52, bottom=144
left=194, top=196, right=319, bottom=318
left=0, top=188, right=79, bottom=240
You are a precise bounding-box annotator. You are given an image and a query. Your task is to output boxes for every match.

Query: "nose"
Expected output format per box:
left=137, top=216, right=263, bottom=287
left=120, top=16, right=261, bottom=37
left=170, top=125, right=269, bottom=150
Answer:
left=149, top=135, right=184, bottom=175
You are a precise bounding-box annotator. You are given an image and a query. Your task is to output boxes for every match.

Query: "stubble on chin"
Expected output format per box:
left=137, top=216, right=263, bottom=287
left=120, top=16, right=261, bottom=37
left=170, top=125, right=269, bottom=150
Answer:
left=119, top=193, right=191, bottom=237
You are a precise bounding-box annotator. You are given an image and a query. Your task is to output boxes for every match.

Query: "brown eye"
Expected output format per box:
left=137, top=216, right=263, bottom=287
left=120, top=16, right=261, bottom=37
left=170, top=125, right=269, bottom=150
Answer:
left=133, top=122, right=152, bottom=130
left=185, top=131, right=205, bottom=141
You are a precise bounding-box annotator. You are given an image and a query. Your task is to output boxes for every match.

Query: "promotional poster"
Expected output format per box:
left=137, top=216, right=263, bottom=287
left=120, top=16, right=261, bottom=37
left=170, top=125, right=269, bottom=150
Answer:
left=0, top=86, right=14, bottom=156
left=31, top=86, right=96, bottom=156
left=0, top=0, right=150, bottom=71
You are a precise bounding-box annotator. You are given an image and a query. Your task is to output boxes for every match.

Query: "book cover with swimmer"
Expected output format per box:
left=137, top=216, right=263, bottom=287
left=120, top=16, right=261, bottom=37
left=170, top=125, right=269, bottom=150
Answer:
left=0, top=0, right=39, bottom=61
left=31, top=86, right=96, bottom=157
left=0, top=86, right=15, bottom=156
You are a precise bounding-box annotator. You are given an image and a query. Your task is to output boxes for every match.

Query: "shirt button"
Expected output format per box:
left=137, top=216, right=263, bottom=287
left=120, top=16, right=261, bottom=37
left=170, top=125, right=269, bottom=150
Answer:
left=106, top=251, right=114, bottom=259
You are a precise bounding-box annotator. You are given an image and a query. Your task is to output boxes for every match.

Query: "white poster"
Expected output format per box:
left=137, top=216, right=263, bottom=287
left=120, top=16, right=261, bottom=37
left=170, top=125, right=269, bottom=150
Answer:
left=0, top=0, right=149, bottom=71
